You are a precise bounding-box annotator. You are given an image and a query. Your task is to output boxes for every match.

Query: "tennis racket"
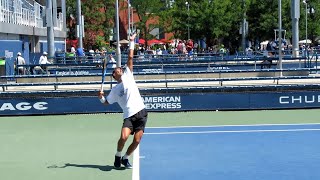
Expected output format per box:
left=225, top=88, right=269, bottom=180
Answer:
left=100, top=58, right=107, bottom=92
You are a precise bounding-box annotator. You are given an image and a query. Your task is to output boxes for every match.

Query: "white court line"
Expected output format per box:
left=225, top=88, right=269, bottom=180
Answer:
left=144, top=128, right=320, bottom=135
left=132, top=145, right=140, bottom=180
left=147, top=123, right=320, bottom=129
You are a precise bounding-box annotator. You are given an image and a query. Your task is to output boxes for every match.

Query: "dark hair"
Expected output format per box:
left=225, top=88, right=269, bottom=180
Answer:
left=112, top=69, right=116, bottom=79
left=112, top=67, right=123, bottom=79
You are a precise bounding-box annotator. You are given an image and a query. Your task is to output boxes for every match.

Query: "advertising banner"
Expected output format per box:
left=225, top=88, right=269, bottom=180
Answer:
left=0, top=91, right=320, bottom=116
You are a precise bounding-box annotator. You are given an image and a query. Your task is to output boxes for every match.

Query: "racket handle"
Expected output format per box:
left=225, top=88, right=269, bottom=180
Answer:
left=100, top=84, right=104, bottom=92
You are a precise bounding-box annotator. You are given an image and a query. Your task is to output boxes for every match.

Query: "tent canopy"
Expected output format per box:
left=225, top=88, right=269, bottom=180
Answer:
left=299, top=39, right=312, bottom=44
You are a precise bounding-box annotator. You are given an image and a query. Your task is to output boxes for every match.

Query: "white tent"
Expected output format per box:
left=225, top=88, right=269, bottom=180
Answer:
left=113, top=39, right=129, bottom=45
left=299, top=39, right=312, bottom=44
left=260, top=40, right=269, bottom=45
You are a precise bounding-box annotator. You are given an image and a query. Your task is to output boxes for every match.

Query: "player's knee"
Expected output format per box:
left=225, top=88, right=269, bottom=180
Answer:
left=133, top=137, right=142, bottom=144
left=119, top=134, right=129, bottom=142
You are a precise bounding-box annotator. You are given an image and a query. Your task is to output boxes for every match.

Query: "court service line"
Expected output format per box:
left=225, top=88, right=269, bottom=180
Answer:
left=132, top=145, right=140, bottom=180
left=144, top=128, right=320, bottom=135
left=147, top=123, right=320, bottom=129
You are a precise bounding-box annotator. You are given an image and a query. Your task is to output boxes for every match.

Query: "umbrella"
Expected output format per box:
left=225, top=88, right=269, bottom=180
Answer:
left=112, top=39, right=129, bottom=45
left=299, top=39, right=312, bottom=44
left=119, top=39, right=129, bottom=44
left=139, top=39, right=145, bottom=44
left=160, top=39, right=173, bottom=43
left=147, top=39, right=164, bottom=45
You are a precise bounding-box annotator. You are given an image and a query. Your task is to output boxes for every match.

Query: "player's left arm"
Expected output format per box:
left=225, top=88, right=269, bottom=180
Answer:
left=127, top=33, right=136, bottom=72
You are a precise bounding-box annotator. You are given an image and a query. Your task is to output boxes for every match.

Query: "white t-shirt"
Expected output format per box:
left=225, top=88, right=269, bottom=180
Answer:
left=39, top=55, right=51, bottom=64
left=16, top=56, right=25, bottom=69
left=106, top=66, right=145, bottom=119
left=107, top=57, right=116, bottom=69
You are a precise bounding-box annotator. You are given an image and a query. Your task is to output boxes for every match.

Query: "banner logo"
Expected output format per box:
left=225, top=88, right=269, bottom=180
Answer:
left=0, top=102, right=48, bottom=111
left=279, top=95, right=320, bottom=104
left=143, top=96, right=182, bottom=109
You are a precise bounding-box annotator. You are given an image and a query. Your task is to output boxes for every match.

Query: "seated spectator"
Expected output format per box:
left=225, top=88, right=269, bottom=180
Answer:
left=107, top=54, right=116, bottom=69
left=70, top=46, right=76, bottom=55
left=87, top=49, right=95, bottom=63
left=39, top=52, right=51, bottom=73
left=15, top=52, right=26, bottom=75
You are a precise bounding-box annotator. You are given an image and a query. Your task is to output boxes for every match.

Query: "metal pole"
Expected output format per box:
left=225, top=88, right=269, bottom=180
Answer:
left=61, top=0, right=66, bottom=31
left=241, top=0, right=246, bottom=52
left=187, top=3, right=190, bottom=39
left=186, top=2, right=190, bottom=40
left=46, top=0, right=55, bottom=59
left=278, top=0, right=283, bottom=76
left=76, top=0, right=83, bottom=49
left=291, top=0, right=300, bottom=59
left=131, top=5, right=134, bottom=31
left=116, top=0, right=121, bottom=67
left=305, top=1, right=307, bottom=57
left=128, top=0, right=131, bottom=39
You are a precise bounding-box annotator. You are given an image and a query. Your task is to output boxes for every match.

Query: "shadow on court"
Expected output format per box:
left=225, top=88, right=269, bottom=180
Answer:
left=47, top=163, right=126, bottom=171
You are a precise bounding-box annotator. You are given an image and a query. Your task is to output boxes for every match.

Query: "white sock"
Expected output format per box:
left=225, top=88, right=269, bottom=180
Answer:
left=115, top=151, right=121, bottom=157
left=123, top=154, right=129, bottom=160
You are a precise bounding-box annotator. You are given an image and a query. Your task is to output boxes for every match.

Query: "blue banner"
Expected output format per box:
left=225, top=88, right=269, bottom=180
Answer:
left=1, top=91, right=320, bottom=116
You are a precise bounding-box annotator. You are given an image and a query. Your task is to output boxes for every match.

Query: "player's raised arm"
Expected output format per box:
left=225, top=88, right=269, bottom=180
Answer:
left=127, top=33, right=136, bottom=72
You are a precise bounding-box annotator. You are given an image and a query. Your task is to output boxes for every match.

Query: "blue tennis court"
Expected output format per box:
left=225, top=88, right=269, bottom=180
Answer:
left=134, top=123, right=320, bottom=180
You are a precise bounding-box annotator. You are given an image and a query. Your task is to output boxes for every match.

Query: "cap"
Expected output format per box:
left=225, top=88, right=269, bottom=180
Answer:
left=17, top=52, right=21, bottom=56
left=43, top=52, right=48, bottom=55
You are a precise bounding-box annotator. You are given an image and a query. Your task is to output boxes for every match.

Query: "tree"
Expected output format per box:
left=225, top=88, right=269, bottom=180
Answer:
left=161, top=0, right=243, bottom=50
left=66, top=0, right=115, bottom=50
left=130, top=0, right=164, bottom=48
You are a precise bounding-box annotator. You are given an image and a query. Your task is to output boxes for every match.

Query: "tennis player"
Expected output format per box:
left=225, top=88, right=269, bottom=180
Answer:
left=98, top=33, right=147, bottom=169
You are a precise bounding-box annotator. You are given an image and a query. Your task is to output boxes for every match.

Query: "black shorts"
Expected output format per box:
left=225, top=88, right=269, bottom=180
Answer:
left=123, top=109, right=148, bottom=135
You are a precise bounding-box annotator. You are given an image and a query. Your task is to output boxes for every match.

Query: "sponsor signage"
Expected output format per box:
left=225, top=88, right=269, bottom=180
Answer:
left=1, top=91, right=320, bottom=116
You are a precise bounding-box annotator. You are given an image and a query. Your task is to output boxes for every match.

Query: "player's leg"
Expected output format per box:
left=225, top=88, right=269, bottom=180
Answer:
left=122, top=109, right=148, bottom=169
left=114, top=122, right=132, bottom=169
left=120, top=130, right=143, bottom=169
left=117, top=127, right=132, bottom=152
left=125, top=130, right=144, bottom=156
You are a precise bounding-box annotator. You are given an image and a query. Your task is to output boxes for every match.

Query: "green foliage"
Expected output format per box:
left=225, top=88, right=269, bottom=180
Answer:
left=65, top=0, right=320, bottom=51
left=65, top=0, right=115, bottom=49
left=130, top=0, right=164, bottom=47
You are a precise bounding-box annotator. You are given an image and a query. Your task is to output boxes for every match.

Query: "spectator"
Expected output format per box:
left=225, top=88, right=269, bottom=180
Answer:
left=87, top=49, right=95, bottom=63
left=76, top=46, right=85, bottom=63
left=39, top=52, right=51, bottom=73
left=70, top=46, right=76, bottom=55
left=262, top=40, right=276, bottom=69
left=186, top=39, right=194, bottom=59
left=219, top=45, right=226, bottom=60
left=15, top=52, right=26, bottom=75
left=107, top=54, right=116, bottom=69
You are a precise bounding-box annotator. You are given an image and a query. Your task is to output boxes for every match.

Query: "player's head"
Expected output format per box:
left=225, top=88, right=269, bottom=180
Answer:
left=112, top=67, right=123, bottom=82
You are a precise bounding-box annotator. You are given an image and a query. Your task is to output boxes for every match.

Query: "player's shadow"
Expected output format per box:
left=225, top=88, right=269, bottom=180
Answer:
left=47, top=163, right=125, bottom=171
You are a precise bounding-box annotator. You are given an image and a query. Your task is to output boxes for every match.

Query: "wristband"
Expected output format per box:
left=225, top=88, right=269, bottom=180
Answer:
left=99, top=96, right=106, bottom=103
left=129, top=41, right=135, bottom=50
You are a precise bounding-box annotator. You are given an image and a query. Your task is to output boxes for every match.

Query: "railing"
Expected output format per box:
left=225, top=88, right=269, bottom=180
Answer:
left=1, top=68, right=320, bottom=92
left=0, top=0, right=63, bottom=30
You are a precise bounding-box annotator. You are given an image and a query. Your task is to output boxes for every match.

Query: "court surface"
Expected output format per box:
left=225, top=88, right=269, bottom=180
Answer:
left=1, top=109, right=320, bottom=180
left=138, top=123, right=320, bottom=180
